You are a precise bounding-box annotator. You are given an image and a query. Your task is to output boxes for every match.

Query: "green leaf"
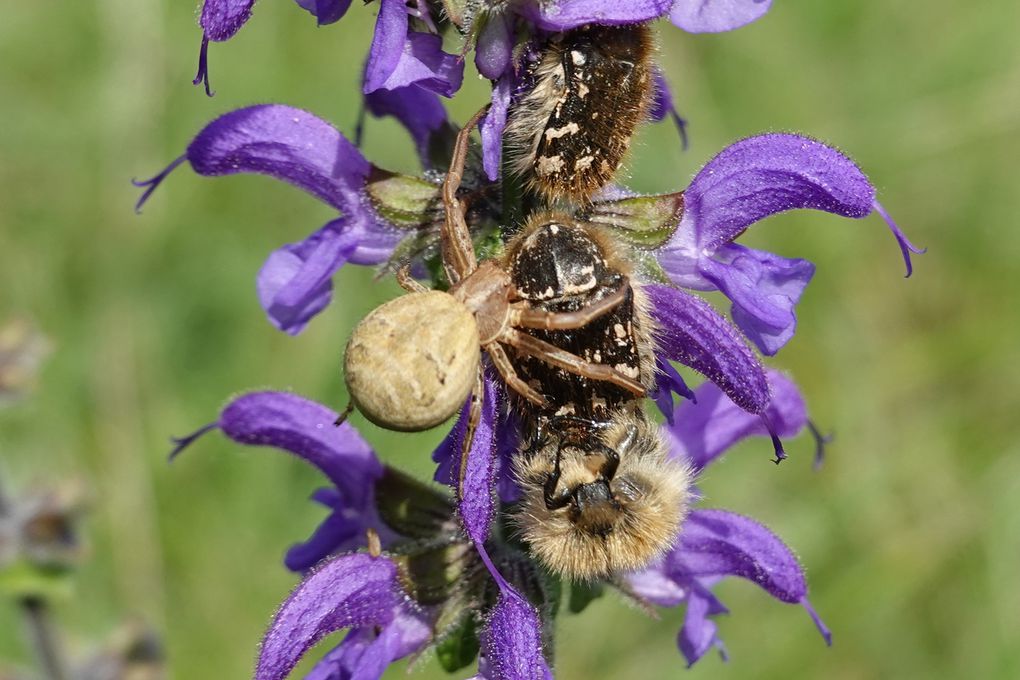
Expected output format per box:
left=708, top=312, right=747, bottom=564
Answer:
left=435, top=614, right=480, bottom=673
left=568, top=580, right=605, bottom=614
left=585, top=191, right=685, bottom=249
left=365, top=167, right=441, bottom=229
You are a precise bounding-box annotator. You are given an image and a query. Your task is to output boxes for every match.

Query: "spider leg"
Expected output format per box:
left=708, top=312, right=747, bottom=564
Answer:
left=504, top=329, right=646, bottom=397
left=440, top=105, right=490, bottom=285
left=458, top=365, right=486, bottom=491
left=396, top=264, right=429, bottom=293
left=510, top=278, right=630, bottom=330
left=487, top=341, right=548, bottom=407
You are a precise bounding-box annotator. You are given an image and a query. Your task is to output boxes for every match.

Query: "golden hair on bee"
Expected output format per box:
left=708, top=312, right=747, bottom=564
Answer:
left=505, top=23, right=656, bottom=204
left=513, top=410, right=692, bottom=581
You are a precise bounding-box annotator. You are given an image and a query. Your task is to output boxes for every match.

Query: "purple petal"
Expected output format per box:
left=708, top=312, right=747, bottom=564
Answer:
left=672, top=509, right=832, bottom=646
left=669, top=133, right=876, bottom=255
left=515, top=0, right=672, bottom=31
left=305, top=608, right=432, bottom=680
left=364, top=0, right=407, bottom=93
left=677, top=586, right=723, bottom=666
left=624, top=563, right=689, bottom=607
left=481, top=74, right=512, bottom=181
left=257, top=221, right=360, bottom=335
left=699, top=244, right=815, bottom=356
left=199, top=0, right=255, bottom=41
left=650, top=355, right=696, bottom=424
left=667, top=370, right=807, bottom=470
left=672, top=509, right=808, bottom=604
left=255, top=553, right=401, bottom=680
left=365, top=85, right=448, bottom=169
left=475, top=12, right=514, bottom=80
left=186, top=105, right=370, bottom=212
left=432, top=374, right=499, bottom=543
left=481, top=590, right=551, bottom=680
left=669, top=0, right=772, bottom=34
left=293, top=0, right=353, bottom=25
left=284, top=500, right=364, bottom=573
left=646, top=284, right=770, bottom=415
left=219, top=392, right=383, bottom=508
left=364, top=1, right=464, bottom=97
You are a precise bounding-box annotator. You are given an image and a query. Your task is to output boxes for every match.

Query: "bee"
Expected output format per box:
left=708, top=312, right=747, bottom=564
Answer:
left=506, top=23, right=655, bottom=204
left=343, top=107, right=645, bottom=435
left=502, top=216, right=692, bottom=581
left=514, top=410, right=692, bottom=581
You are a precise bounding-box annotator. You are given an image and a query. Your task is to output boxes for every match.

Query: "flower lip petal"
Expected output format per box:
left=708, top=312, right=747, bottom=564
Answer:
left=670, top=0, right=773, bottom=34
left=255, top=553, right=401, bottom=680
left=667, top=369, right=807, bottom=471
left=293, top=0, right=354, bottom=25
left=646, top=283, right=771, bottom=415
left=698, top=245, right=816, bottom=356
left=364, top=0, right=408, bottom=93
left=515, top=0, right=672, bottom=30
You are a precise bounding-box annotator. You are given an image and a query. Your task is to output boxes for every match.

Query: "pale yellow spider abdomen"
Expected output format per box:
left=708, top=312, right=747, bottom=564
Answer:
left=343, top=291, right=480, bottom=432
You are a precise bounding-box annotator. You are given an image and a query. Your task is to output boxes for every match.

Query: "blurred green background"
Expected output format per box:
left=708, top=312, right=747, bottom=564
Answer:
left=2, top=1, right=1019, bottom=678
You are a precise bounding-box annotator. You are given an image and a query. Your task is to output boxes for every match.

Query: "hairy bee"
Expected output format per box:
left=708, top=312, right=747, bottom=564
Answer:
left=506, top=23, right=655, bottom=204
left=504, top=216, right=692, bottom=581
left=514, top=410, right=692, bottom=581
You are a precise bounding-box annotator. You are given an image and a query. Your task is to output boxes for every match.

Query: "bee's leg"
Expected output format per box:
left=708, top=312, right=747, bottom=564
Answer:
left=543, top=441, right=573, bottom=511
left=509, top=278, right=629, bottom=330
left=440, top=104, right=490, bottom=284
left=396, top=264, right=429, bottom=293
left=487, top=341, right=548, bottom=407
left=591, top=443, right=620, bottom=483
left=504, top=329, right=645, bottom=397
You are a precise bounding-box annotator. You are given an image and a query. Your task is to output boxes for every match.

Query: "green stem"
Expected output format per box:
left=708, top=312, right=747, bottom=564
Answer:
left=21, top=597, right=68, bottom=680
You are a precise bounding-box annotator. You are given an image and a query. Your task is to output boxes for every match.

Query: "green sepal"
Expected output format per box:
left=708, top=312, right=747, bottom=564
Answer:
left=568, top=580, right=605, bottom=614
left=393, top=539, right=477, bottom=606
left=585, top=191, right=685, bottom=249
left=375, top=467, right=455, bottom=539
left=441, top=0, right=471, bottom=28
left=366, top=167, right=441, bottom=229
left=435, top=613, right=481, bottom=673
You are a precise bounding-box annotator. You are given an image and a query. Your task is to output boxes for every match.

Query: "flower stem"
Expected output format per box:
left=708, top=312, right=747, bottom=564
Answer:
left=21, top=596, right=68, bottom=680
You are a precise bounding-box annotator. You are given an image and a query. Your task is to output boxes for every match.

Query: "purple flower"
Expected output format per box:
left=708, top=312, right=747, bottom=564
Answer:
left=513, top=0, right=770, bottom=33
left=133, top=104, right=403, bottom=335
left=255, top=552, right=432, bottom=680
left=658, top=133, right=924, bottom=356
left=364, top=0, right=464, bottom=97
left=624, top=370, right=832, bottom=667
left=168, top=391, right=393, bottom=571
